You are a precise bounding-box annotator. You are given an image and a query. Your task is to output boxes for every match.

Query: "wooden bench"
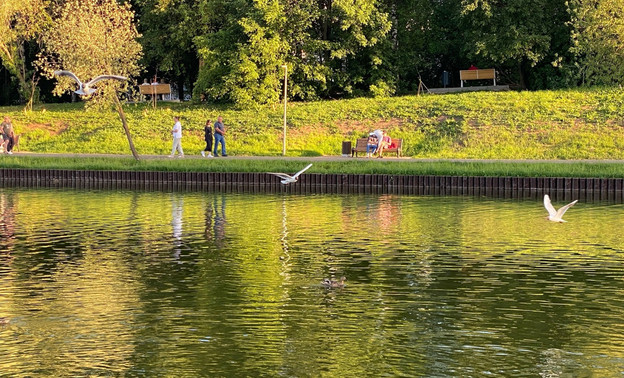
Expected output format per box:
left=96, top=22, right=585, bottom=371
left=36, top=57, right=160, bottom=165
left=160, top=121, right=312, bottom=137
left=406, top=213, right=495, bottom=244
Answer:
left=139, top=83, right=172, bottom=97
left=352, top=138, right=403, bottom=158
left=459, top=68, right=496, bottom=87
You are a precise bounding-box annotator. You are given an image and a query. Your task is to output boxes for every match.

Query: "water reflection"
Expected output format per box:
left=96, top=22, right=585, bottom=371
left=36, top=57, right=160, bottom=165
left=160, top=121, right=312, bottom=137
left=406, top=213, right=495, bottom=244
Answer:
left=0, top=192, right=16, bottom=256
left=204, top=195, right=227, bottom=248
left=0, top=188, right=623, bottom=376
left=172, top=196, right=183, bottom=260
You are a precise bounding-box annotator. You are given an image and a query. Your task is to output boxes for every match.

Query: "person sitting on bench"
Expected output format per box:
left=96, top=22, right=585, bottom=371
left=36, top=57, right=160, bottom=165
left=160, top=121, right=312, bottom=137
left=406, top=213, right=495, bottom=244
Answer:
left=366, top=133, right=378, bottom=157
left=377, top=134, right=393, bottom=158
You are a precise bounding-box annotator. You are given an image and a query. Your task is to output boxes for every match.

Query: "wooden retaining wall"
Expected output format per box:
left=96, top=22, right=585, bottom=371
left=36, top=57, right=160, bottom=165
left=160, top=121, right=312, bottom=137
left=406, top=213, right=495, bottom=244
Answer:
left=1, top=168, right=623, bottom=201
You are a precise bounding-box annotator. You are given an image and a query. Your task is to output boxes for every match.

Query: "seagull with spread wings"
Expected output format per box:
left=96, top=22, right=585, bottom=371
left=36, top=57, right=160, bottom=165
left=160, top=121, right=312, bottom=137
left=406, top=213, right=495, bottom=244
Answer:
left=544, top=194, right=578, bottom=222
left=268, top=163, right=313, bottom=185
left=53, top=70, right=127, bottom=96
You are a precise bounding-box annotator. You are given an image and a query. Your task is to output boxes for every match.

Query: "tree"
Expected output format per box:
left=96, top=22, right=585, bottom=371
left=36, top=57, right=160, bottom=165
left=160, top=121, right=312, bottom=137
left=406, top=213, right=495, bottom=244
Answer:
left=460, top=0, right=570, bottom=89
left=40, top=0, right=143, bottom=160
left=132, top=0, right=201, bottom=100
left=0, top=0, right=51, bottom=109
left=193, top=0, right=391, bottom=105
left=568, top=0, right=624, bottom=86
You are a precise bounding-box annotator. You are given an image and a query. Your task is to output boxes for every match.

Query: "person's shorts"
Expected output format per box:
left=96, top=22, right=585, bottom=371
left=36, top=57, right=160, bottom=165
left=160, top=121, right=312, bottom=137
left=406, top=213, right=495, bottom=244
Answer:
left=1, top=133, right=9, bottom=141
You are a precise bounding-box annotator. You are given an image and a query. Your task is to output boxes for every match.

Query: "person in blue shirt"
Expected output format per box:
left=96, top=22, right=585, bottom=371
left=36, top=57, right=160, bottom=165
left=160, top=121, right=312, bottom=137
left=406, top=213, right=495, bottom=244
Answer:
left=213, top=116, right=227, bottom=157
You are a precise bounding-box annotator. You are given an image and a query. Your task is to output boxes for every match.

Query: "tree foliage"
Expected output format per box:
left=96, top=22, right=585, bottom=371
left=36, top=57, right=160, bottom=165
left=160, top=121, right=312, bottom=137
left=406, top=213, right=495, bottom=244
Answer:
left=2, top=0, right=624, bottom=107
left=132, top=0, right=201, bottom=98
left=40, top=0, right=142, bottom=102
left=0, top=0, right=51, bottom=106
left=39, top=0, right=143, bottom=159
left=568, top=0, right=624, bottom=86
left=193, top=0, right=392, bottom=106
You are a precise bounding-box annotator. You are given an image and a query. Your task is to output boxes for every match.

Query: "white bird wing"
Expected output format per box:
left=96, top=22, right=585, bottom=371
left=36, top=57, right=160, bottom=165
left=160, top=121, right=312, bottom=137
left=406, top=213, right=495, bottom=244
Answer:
left=292, top=164, right=313, bottom=179
left=268, top=172, right=293, bottom=180
left=543, top=194, right=557, bottom=217
left=555, top=200, right=578, bottom=218
left=54, top=70, right=82, bottom=86
left=85, top=75, right=128, bottom=86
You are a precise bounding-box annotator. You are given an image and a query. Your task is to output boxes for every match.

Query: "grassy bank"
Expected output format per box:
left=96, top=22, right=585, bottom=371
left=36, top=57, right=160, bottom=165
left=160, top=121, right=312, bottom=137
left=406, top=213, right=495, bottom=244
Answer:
left=2, top=155, right=624, bottom=178
left=1, top=87, right=624, bottom=159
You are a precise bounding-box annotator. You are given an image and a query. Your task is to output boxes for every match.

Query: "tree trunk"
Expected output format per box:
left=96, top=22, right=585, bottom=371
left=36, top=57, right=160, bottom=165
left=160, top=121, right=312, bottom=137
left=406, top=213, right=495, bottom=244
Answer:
left=518, top=60, right=527, bottom=89
left=113, top=95, right=140, bottom=160
left=177, top=77, right=185, bottom=101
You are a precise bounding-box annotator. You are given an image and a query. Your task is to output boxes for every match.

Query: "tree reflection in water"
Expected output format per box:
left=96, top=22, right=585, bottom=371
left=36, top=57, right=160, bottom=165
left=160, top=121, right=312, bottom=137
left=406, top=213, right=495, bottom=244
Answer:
left=0, top=189, right=623, bottom=376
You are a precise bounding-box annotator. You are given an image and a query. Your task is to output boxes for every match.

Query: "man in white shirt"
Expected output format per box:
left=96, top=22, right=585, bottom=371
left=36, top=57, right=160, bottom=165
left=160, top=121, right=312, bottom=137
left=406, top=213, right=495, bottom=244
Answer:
left=169, top=116, right=184, bottom=158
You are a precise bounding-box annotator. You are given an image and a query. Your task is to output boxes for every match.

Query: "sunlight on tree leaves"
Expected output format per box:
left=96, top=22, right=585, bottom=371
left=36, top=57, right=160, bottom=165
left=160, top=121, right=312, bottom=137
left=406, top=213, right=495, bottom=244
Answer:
left=0, top=0, right=51, bottom=108
left=39, top=0, right=143, bottom=159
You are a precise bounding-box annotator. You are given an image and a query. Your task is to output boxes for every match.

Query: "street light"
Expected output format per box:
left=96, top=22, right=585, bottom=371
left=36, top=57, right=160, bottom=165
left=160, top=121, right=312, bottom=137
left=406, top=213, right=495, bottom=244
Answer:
left=281, top=64, right=287, bottom=156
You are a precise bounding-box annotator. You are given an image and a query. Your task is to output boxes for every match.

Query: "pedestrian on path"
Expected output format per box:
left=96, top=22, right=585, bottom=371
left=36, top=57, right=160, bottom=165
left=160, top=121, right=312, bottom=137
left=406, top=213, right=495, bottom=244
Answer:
left=1, top=116, right=14, bottom=155
left=213, top=116, right=227, bottom=157
left=169, top=116, right=184, bottom=158
left=201, top=119, right=213, bottom=158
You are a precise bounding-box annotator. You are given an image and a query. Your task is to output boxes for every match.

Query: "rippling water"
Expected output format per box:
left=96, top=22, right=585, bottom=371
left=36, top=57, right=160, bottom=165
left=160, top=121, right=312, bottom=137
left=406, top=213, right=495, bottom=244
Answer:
left=1, top=187, right=624, bottom=376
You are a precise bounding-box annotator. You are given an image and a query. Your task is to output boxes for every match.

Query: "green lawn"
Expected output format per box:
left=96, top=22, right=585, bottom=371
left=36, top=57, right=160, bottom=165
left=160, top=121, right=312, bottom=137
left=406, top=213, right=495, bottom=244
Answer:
left=1, top=86, right=624, bottom=163
left=2, top=155, right=624, bottom=178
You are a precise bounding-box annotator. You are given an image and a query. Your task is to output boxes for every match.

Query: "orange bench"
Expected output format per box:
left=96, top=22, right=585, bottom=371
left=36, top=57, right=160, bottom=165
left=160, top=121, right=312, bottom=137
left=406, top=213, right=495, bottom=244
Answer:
left=352, top=138, right=403, bottom=158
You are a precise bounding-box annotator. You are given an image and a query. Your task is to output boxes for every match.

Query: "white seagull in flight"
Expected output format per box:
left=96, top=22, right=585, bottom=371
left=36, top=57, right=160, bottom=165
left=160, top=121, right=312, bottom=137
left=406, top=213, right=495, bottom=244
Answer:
left=544, top=194, right=578, bottom=222
left=268, top=164, right=313, bottom=185
left=53, top=70, right=127, bottom=96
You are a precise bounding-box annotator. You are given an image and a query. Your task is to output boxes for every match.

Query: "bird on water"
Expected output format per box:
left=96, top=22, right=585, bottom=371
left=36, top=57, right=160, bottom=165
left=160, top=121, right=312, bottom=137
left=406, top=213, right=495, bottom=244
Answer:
left=321, top=276, right=346, bottom=288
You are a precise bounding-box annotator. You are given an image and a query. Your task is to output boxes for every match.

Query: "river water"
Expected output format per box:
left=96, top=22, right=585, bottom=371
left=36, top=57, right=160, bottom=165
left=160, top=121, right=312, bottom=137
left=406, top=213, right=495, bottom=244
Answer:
left=1, top=188, right=623, bottom=376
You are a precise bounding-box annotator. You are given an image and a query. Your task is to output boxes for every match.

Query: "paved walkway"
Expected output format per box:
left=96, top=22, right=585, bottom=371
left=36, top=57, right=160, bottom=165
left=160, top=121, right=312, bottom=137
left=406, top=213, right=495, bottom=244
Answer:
left=8, top=151, right=624, bottom=164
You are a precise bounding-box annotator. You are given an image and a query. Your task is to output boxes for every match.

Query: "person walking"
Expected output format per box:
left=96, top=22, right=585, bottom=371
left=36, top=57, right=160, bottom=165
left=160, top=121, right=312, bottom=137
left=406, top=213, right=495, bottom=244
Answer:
left=201, top=119, right=213, bottom=158
left=213, top=116, right=227, bottom=157
left=169, top=116, right=184, bottom=158
left=1, top=116, right=14, bottom=155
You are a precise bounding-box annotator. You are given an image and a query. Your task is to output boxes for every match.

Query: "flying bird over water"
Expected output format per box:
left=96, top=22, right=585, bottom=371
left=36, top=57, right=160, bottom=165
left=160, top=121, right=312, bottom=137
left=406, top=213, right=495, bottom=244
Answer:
left=53, top=70, right=127, bottom=96
left=544, top=194, right=577, bottom=222
left=268, top=163, right=313, bottom=185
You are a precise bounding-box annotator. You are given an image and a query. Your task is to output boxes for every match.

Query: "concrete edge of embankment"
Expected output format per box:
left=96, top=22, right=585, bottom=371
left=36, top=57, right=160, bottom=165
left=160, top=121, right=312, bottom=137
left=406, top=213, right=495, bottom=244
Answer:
left=1, top=168, right=622, bottom=202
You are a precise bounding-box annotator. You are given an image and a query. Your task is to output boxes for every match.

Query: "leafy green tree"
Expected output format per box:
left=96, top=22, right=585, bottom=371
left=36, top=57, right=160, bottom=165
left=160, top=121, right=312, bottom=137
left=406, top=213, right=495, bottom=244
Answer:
left=568, top=0, right=624, bottom=86
left=132, top=0, right=201, bottom=99
left=460, top=0, right=571, bottom=88
left=193, top=0, right=391, bottom=105
left=193, top=0, right=251, bottom=104
left=0, top=0, right=51, bottom=109
left=40, top=0, right=143, bottom=159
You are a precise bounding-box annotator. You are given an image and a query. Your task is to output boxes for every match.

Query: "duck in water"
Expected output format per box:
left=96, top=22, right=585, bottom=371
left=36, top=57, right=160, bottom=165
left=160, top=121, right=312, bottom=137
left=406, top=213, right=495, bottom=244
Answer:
left=0, top=317, right=9, bottom=326
left=321, top=276, right=346, bottom=288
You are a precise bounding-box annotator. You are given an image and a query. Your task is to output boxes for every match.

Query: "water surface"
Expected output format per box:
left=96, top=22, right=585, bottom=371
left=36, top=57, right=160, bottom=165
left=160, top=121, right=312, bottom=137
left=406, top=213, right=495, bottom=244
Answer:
left=1, top=188, right=623, bottom=376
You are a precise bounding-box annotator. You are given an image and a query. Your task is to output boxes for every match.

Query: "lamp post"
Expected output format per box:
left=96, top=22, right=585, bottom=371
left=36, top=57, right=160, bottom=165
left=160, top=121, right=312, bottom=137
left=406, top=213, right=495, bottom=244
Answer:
left=281, top=64, right=287, bottom=156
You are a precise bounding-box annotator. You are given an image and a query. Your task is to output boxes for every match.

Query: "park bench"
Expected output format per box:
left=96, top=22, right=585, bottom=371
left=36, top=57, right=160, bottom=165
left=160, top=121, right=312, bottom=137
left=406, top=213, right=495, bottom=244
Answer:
left=139, top=83, right=172, bottom=107
left=459, top=68, right=496, bottom=87
left=352, top=137, right=403, bottom=158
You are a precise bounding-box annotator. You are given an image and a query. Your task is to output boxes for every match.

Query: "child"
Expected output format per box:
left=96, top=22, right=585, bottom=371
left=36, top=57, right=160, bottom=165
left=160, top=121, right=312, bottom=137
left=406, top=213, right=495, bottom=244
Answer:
left=366, top=133, right=378, bottom=157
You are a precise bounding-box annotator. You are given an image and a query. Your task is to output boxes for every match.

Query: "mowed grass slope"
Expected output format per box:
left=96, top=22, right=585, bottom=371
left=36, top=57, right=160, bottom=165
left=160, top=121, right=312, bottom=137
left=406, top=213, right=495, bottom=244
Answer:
left=2, top=155, right=624, bottom=178
left=2, top=87, right=624, bottom=159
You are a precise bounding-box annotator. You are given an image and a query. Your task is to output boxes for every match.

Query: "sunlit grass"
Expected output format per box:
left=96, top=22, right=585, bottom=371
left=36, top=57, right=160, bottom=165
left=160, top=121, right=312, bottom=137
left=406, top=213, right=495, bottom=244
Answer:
left=1, top=155, right=624, bottom=178
left=2, top=86, right=624, bottom=159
